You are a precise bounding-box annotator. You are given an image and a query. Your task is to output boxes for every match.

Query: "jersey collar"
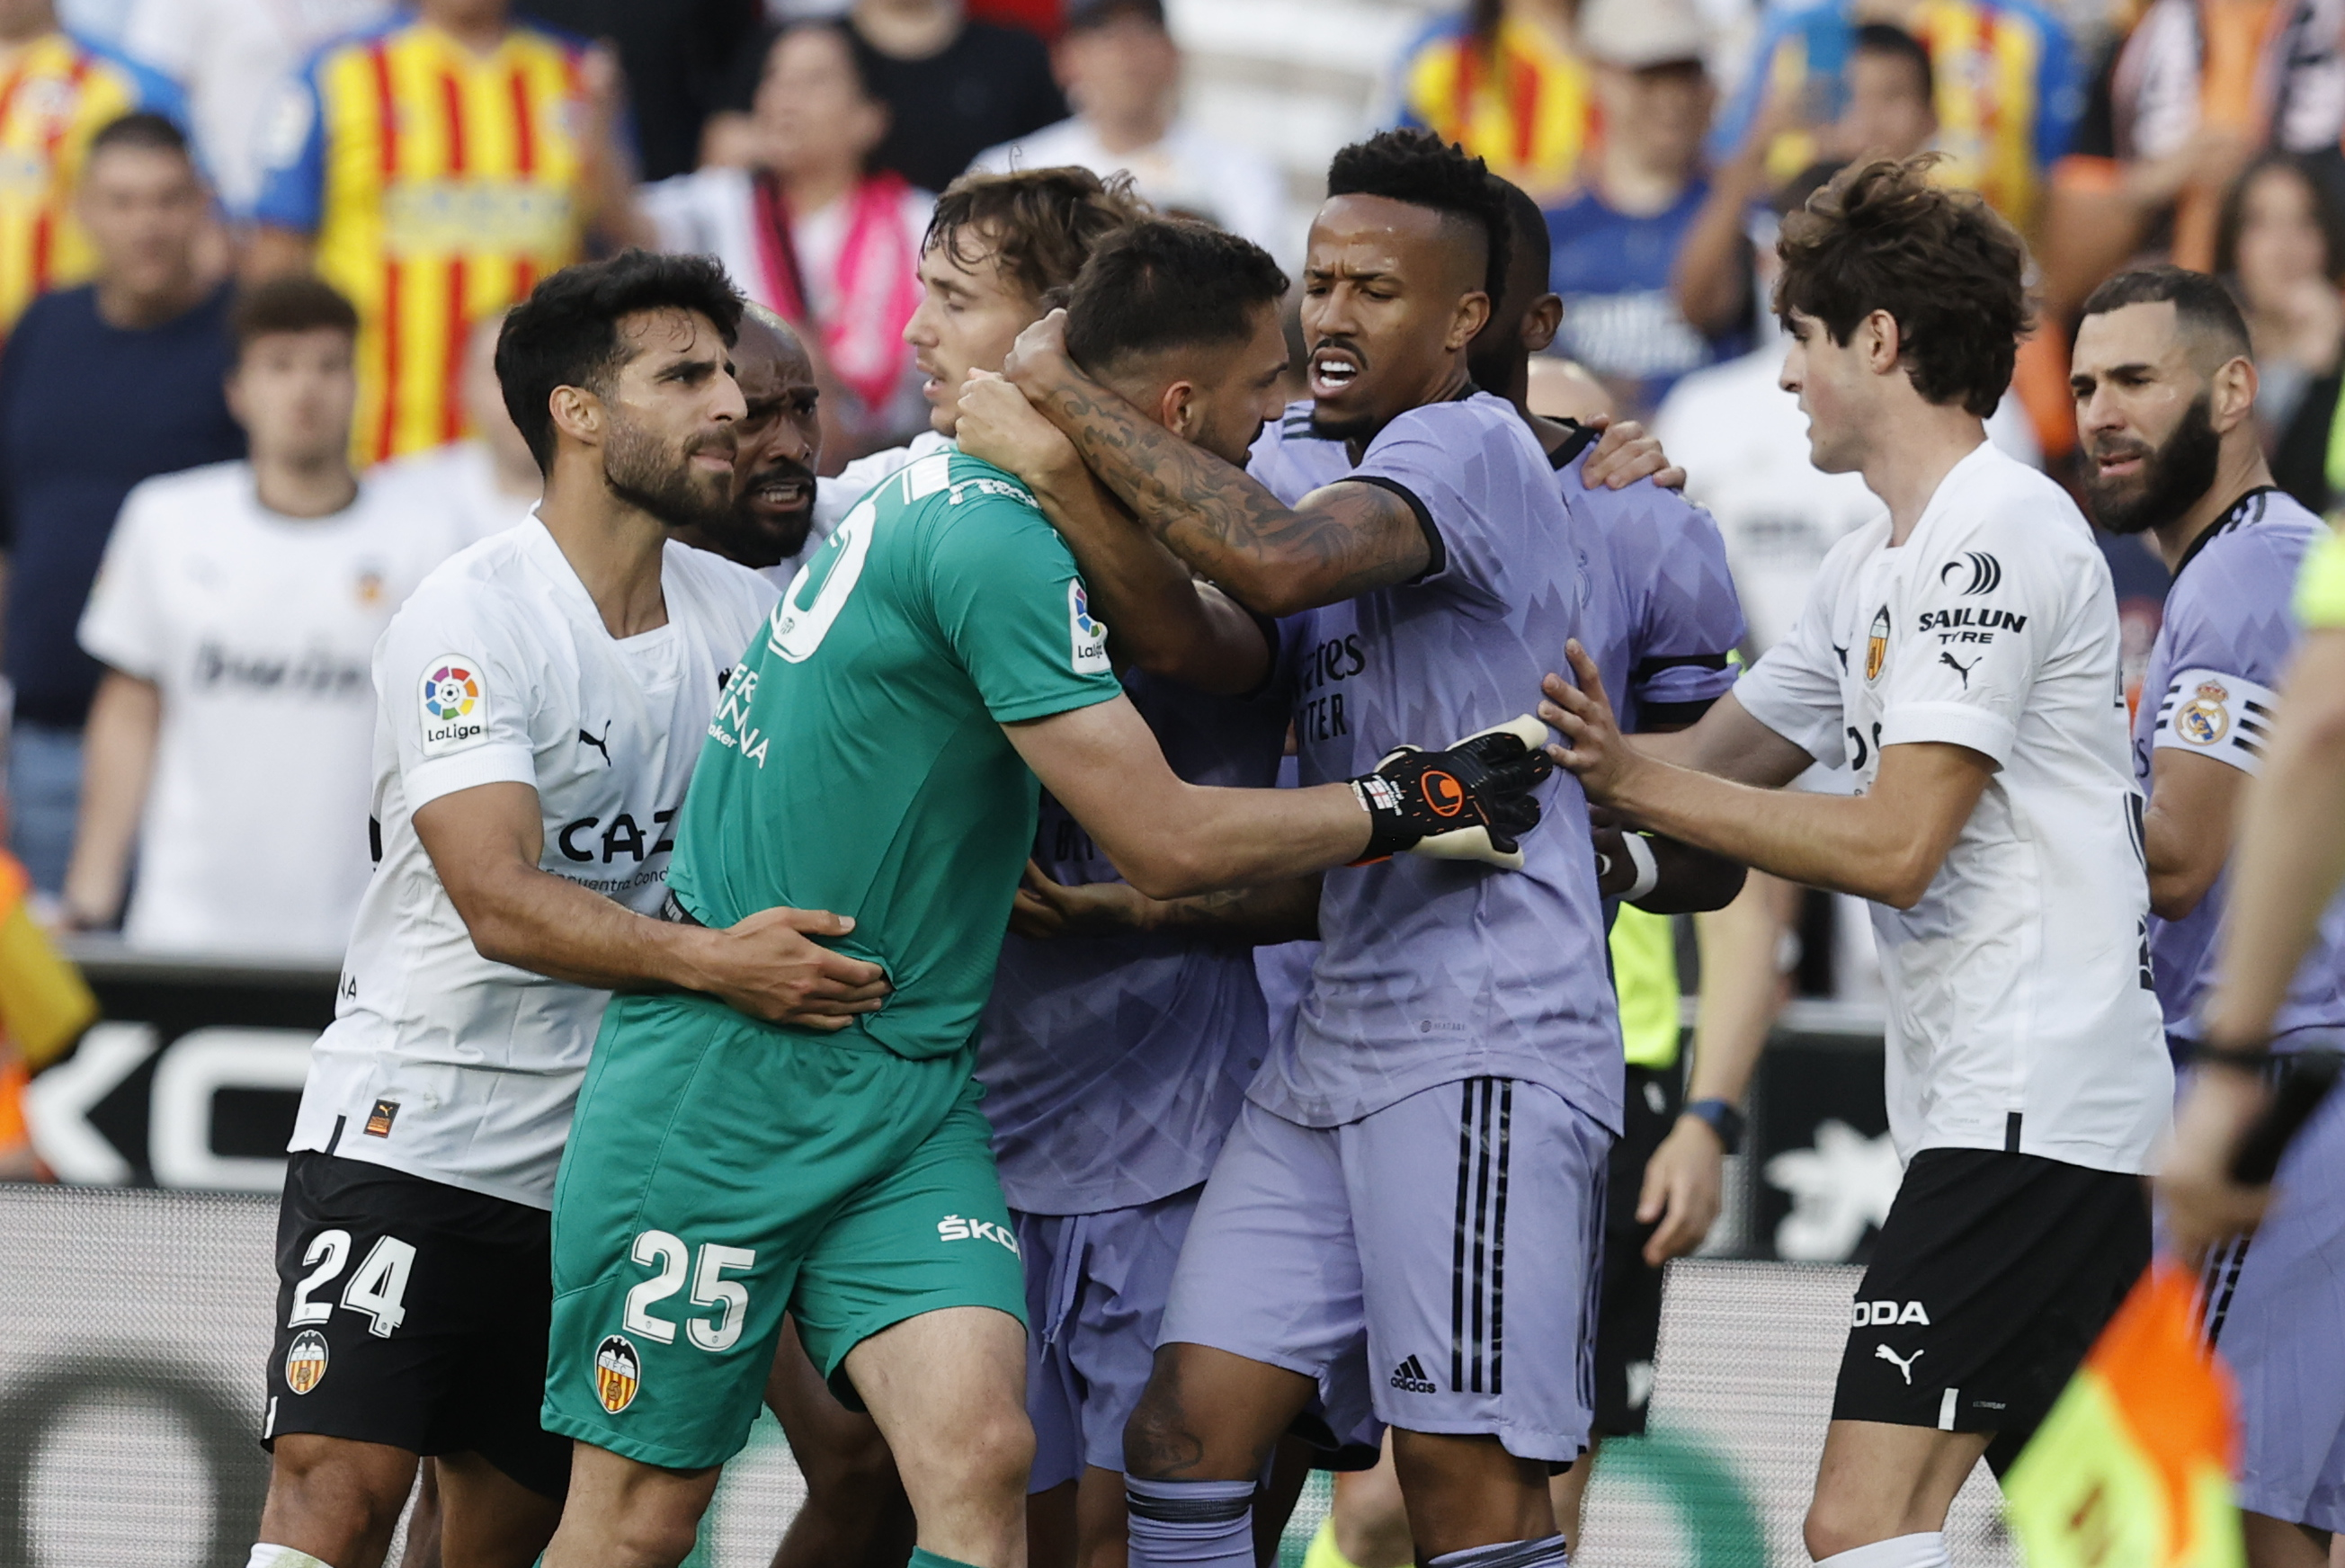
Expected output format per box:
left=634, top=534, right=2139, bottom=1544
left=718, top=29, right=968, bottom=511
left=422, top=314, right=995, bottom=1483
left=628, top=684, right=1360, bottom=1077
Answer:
left=2171, top=485, right=2281, bottom=582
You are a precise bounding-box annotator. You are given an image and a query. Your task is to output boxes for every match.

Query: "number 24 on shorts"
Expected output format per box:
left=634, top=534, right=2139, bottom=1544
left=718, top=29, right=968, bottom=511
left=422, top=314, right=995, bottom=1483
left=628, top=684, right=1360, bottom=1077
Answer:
left=287, top=1229, right=417, bottom=1337
left=624, top=1231, right=755, bottom=1352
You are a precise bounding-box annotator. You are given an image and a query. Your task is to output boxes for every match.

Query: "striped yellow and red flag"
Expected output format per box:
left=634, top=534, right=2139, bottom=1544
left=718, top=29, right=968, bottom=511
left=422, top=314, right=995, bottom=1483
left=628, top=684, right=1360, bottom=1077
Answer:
left=2005, top=1260, right=2243, bottom=1568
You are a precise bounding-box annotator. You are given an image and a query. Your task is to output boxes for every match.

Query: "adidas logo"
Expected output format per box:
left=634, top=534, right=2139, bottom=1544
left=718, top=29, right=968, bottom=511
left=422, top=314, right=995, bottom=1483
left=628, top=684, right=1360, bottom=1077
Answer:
left=1388, top=1355, right=1437, bottom=1394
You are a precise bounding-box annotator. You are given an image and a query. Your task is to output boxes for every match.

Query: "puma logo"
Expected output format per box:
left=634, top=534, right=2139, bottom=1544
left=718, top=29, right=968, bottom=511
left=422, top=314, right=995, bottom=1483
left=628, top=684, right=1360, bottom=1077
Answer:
left=1875, top=1343, right=1924, bottom=1384
left=1939, top=652, right=1977, bottom=690
left=578, top=723, right=612, bottom=766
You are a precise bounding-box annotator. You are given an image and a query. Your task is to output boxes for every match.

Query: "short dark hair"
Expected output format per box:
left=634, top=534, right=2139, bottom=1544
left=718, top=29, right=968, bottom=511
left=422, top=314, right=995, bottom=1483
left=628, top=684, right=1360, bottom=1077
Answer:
left=1773, top=156, right=2028, bottom=416
left=1493, top=175, right=1550, bottom=298
left=1064, top=219, right=1288, bottom=380
left=2079, top=264, right=2253, bottom=364
left=231, top=275, right=358, bottom=352
left=2216, top=152, right=2345, bottom=284
left=1851, top=22, right=1933, bottom=101
left=777, top=19, right=881, bottom=105
left=495, top=250, right=745, bottom=472
left=1325, top=129, right=1511, bottom=300
left=925, top=165, right=1151, bottom=309
left=88, top=111, right=190, bottom=161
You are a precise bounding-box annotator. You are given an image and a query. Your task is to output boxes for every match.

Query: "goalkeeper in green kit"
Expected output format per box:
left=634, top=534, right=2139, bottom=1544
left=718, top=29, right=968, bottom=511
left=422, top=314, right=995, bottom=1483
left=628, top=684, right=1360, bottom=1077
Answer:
left=538, top=432, right=1554, bottom=1566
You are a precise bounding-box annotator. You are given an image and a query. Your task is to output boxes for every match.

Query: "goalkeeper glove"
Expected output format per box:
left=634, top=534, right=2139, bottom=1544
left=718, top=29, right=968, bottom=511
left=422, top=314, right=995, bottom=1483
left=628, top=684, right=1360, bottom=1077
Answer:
left=1350, top=715, right=1555, bottom=870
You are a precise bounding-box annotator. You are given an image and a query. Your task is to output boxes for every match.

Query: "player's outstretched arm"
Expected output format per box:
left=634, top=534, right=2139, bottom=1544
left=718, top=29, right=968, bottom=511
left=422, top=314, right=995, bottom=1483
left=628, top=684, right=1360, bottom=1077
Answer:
left=2141, top=747, right=2242, bottom=920
left=955, top=373, right=1273, bottom=695
left=414, top=781, right=890, bottom=1029
left=1592, top=814, right=1747, bottom=913
left=1003, top=313, right=1430, bottom=617
left=1543, top=642, right=1991, bottom=908
left=1010, top=860, right=1322, bottom=944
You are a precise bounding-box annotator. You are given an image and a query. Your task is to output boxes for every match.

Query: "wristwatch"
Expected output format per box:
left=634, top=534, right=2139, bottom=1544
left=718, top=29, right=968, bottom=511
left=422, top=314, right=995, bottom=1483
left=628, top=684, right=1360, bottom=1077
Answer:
left=1682, top=1098, right=1746, bottom=1154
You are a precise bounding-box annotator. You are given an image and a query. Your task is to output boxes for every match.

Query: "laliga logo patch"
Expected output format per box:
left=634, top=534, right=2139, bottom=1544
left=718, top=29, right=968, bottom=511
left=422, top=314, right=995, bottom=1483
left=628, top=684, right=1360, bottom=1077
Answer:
left=284, top=1329, right=329, bottom=1394
left=1068, top=580, right=1110, bottom=676
left=420, top=654, right=488, bottom=755
left=594, top=1334, right=641, bottom=1413
left=2180, top=681, right=2231, bottom=746
left=1864, top=606, right=1890, bottom=683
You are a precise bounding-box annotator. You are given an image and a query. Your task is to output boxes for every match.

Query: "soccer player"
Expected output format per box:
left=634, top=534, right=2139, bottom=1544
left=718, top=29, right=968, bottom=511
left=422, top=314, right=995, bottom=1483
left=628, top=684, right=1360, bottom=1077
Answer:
left=248, top=250, right=887, bottom=1568
left=992, top=128, right=1621, bottom=1568
left=664, top=307, right=825, bottom=579
left=2070, top=266, right=2345, bottom=1568
left=1539, top=156, right=2171, bottom=1568
left=247, top=0, right=648, bottom=463
left=1244, top=177, right=1752, bottom=1566
left=535, top=232, right=1556, bottom=1568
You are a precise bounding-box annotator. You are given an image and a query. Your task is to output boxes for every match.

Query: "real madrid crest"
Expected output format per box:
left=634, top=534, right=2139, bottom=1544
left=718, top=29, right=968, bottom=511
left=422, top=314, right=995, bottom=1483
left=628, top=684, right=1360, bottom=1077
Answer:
left=594, top=1333, right=641, bottom=1413
left=285, top=1329, right=329, bottom=1394
left=1864, top=606, right=1890, bottom=682
left=2180, top=681, right=2231, bottom=745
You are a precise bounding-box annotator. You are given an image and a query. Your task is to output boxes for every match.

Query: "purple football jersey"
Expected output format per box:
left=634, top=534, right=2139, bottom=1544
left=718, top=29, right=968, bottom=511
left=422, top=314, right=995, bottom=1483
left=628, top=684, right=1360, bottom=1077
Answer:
left=978, top=668, right=1290, bottom=1213
left=1548, top=430, right=1745, bottom=730
left=1254, top=392, right=1620, bottom=1132
left=2134, top=487, right=2345, bottom=1044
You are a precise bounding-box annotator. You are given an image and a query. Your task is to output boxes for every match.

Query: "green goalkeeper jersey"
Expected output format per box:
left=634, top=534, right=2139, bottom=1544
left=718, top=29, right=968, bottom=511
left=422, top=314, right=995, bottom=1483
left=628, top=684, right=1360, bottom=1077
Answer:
left=667, top=446, right=1124, bottom=1062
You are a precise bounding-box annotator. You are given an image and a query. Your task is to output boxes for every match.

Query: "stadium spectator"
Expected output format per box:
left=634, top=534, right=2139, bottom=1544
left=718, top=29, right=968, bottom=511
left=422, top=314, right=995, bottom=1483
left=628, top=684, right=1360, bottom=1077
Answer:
left=2041, top=0, right=2345, bottom=316
left=2216, top=153, right=2345, bottom=512
left=967, top=0, right=1293, bottom=270
left=1544, top=0, right=1746, bottom=419
left=120, top=0, right=390, bottom=212
left=848, top=0, right=1066, bottom=195
left=1386, top=0, right=1590, bottom=203
left=245, top=0, right=652, bottom=466
left=0, top=0, right=185, bottom=338
left=515, top=0, right=765, bottom=183
left=63, top=277, right=468, bottom=956
left=1708, top=0, right=2080, bottom=235
left=1674, top=23, right=1936, bottom=343
left=0, top=111, right=241, bottom=898
left=644, top=22, right=931, bottom=454
left=367, top=310, right=542, bottom=546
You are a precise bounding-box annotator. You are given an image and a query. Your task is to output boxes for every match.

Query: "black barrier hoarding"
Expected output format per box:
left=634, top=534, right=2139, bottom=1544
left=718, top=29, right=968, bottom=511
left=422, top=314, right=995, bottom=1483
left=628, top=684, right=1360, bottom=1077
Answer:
left=25, top=940, right=333, bottom=1191
left=28, top=946, right=1903, bottom=1270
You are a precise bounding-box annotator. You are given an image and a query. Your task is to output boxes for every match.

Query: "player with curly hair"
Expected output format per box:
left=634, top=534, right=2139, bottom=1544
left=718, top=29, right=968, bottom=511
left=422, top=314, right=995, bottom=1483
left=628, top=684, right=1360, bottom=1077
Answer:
left=1540, top=156, right=2171, bottom=1568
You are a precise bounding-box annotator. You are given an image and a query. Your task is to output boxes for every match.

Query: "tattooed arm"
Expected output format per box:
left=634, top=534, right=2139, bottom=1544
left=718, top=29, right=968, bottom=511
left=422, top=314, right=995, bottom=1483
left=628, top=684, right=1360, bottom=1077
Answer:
left=1004, top=313, right=1431, bottom=618
left=956, top=372, right=1274, bottom=696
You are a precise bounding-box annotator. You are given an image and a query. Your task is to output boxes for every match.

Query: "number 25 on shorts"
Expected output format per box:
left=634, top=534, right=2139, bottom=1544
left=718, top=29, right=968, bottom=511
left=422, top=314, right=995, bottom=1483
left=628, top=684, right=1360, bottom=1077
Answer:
left=623, top=1230, right=755, bottom=1352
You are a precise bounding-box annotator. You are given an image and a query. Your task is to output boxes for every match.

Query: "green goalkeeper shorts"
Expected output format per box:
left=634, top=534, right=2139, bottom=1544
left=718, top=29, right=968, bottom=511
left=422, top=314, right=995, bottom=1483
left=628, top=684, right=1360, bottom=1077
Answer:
left=541, top=991, right=1025, bottom=1471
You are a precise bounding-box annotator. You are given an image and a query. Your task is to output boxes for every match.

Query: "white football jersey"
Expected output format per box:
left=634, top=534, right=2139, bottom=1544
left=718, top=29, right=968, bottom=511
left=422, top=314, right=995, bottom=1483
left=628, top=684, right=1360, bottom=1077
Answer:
left=1734, top=441, right=2171, bottom=1174
left=77, top=462, right=469, bottom=959
left=288, top=516, right=777, bottom=1208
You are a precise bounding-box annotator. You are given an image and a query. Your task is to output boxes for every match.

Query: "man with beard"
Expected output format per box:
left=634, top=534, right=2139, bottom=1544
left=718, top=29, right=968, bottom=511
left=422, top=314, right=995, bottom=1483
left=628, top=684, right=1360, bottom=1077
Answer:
left=2072, top=265, right=2345, bottom=1568
left=665, top=306, right=828, bottom=583
left=247, top=251, right=891, bottom=1568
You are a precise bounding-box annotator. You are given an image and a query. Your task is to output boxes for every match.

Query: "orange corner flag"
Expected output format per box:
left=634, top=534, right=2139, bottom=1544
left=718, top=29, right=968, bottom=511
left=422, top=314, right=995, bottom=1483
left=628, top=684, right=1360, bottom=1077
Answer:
left=2006, top=1260, right=2243, bottom=1568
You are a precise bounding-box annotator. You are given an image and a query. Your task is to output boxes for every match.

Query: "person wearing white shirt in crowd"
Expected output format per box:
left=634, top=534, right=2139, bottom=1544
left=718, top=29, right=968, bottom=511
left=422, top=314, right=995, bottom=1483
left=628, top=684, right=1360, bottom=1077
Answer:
left=121, top=0, right=390, bottom=212
left=368, top=310, right=543, bottom=548
left=966, top=0, right=1293, bottom=273
left=62, top=276, right=470, bottom=958
left=643, top=21, right=932, bottom=455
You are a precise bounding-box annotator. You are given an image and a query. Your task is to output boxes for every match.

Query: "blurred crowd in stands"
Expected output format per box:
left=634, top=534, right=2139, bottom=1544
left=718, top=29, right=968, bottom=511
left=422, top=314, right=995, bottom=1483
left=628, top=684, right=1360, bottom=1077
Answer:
left=0, top=0, right=2337, bottom=986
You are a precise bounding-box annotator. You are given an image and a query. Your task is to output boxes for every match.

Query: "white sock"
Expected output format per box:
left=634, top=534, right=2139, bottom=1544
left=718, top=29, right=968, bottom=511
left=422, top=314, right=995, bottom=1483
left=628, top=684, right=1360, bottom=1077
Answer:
left=248, top=1547, right=335, bottom=1568
left=1814, top=1533, right=1951, bottom=1568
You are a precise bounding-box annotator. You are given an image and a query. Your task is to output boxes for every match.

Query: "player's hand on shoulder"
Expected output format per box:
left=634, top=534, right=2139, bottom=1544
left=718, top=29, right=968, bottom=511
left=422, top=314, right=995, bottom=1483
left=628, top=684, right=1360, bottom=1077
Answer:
left=1578, top=414, right=1687, bottom=492
left=955, top=371, right=1080, bottom=485
left=1541, top=640, right=1644, bottom=806
left=1638, top=1114, right=1727, bottom=1265
left=700, top=906, right=891, bottom=1030
left=1009, top=859, right=1151, bottom=940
